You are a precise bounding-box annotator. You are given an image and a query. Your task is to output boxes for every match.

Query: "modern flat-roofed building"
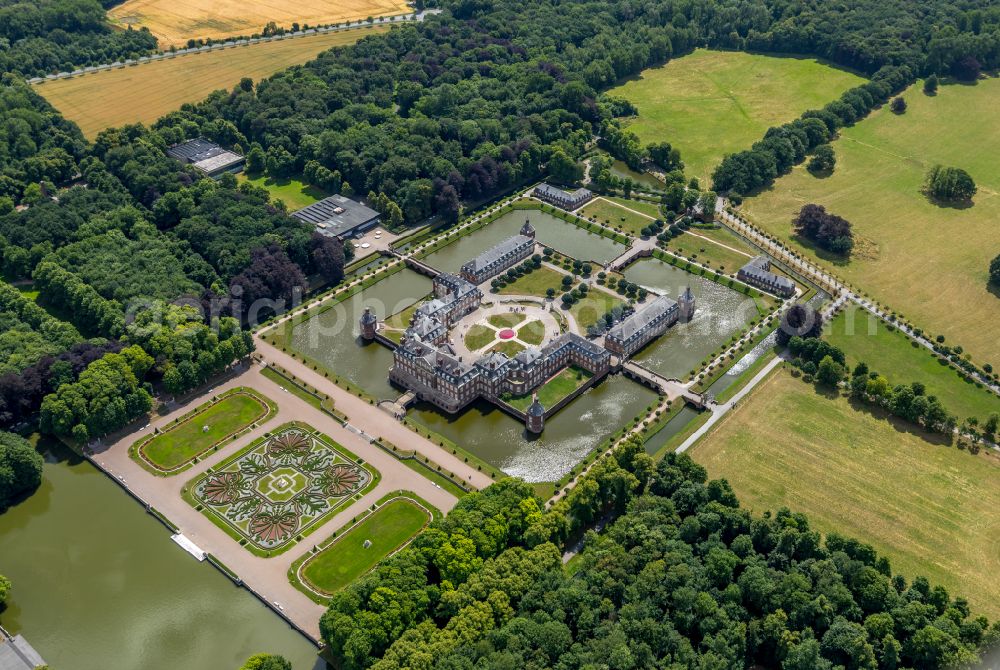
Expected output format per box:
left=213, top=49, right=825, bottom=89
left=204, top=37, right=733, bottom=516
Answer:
left=460, top=235, right=535, bottom=284
left=166, top=138, right=245, bottom=178
left=737, top=256, right=795, bottom=298
left=292, top=195, right=381, bottom=240
left=533, top=182, right=594, bottom=211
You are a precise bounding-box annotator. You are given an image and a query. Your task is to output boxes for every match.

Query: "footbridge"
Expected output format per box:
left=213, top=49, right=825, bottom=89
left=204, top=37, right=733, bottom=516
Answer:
left=403, top=256, right=441, bottom=278
left=621, top=361, right=707, bottom=409
left=606, top=243, right=653, bottom=272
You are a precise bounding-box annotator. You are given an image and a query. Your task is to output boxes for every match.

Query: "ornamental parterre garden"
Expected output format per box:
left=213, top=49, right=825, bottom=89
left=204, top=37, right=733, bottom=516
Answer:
left=185, top=423, right=377, bottom=554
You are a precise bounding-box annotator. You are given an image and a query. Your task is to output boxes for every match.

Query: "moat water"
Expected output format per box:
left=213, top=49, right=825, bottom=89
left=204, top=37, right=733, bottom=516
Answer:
left=624, top=258, right=759, bottom=379
left=409, top=375, right=658, bottom=482
left=421, top=209, right=627, bottom=270
left=0, top=439, right=322, bottom=670
left=290, top=268, right=433, bottom=400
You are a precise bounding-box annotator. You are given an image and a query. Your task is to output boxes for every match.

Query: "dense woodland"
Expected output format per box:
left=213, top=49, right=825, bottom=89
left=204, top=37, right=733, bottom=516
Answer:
left=0, top=0, right=157, bottom=78
left=1, top=0, right=1000, bottom=663
left=320, top=440, right=998, bottom=669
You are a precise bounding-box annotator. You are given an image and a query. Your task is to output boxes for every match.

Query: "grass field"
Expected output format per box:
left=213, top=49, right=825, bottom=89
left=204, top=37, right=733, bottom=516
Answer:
left=299, top=497, right=431, bottom=595
left=606, top=196, right=661, bottom=218
left=239, top=173, right=328, bottom=210
left=34, top=27, right=387, bottom=139
left=610, top=49, right=865, bottom=183
left=825, top=308, right=1000, bottom=421
left=488, top=340, right=525, bottom=357
left=691, top=369, right=1000, bottom=619
left=464, top=324, right=495, bottom=351
left=668, top=229, right=755, bottom=274
left=517, top=320, right=546, bottom=345
left=497, top=266, right=567, bottom=298
left=569, top=290, right=625, bottom=329
left=506, top=366, right=592, bottom=411
left=109, top=0, right=407, bottom=46
left=137, top=389, right=273, bottom=472
left=743, top=79, right=1000, bottom=367
left=487, top=313, right=525, bottom=329
left=579, top=197, right=654, bottom=236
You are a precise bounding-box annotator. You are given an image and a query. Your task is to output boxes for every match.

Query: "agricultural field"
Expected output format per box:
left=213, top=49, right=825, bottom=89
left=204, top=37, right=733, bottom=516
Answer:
left=34, top=27, right=387, bottom=139
left=825, top=308, right=1000, bottom=421
left=610, top=49, right=865, bottom=183
left=108, top=0, right=408, bottom=46
left=691, top=369, right=1000, bottom=619
left=296, top=496, right=432, bottom=597
left=743, top=79, right=1000, bottom=368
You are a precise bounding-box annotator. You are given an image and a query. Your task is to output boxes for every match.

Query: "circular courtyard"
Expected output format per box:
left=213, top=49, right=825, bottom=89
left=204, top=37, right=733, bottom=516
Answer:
left=455, top=304, right=560, bottom=358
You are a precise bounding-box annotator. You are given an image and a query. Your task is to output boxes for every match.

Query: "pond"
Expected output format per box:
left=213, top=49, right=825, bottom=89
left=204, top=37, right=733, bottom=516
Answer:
left=421, top=209, right=626, bottom=270
left=408, top=375, right=658, bottom=483
left=289, top=269, right=432, bottom=400
left=609, top=160, right=665, bottom=191
left=0, top=439, right=323, bottom=670
left=624, top=258, right=758, bottom=379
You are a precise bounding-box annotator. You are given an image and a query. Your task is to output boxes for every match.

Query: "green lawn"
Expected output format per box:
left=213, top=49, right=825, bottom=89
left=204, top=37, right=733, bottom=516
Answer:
left=506, top=366, right=593, bottom=411
left=464, top=324, right=496, bottom=351
left=606, top=196, right=662, bottom=219
left=568, top=290, right=626, bottom=329
left=517, top=320, right=546, bottom=345
left=610, top=49, right=865, bottom=184
left=137, top=389, right=273, bottom=472
left=825, top=308, right=1000, bottom=421
left=384, top=297, right=427, bottom=330
left=579, top=197, right=653, bottom=236
left=239, top=173, right=328, bottom=210
left=300, top=498, right=432, bottom=595
left=487, top=313, right=525, bottom=329
left=742, top=78, right=1000, bottom=368
left=667, top=230, right=755, bottom=275
left=497, top=266, right=568, bottom=298
left=489, top=340, right=525, bottom=357
left=692, top=369, right=1000, bottom=619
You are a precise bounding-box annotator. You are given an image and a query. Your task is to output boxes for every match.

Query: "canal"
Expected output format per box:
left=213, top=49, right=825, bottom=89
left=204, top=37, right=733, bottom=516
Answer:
left=0, top=439, right=323, bottom=670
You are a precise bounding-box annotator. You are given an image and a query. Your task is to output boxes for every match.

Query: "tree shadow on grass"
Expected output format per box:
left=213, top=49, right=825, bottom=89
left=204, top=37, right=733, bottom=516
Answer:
left=987, top=281, right=1000, bottom=301
left=843, top=395, right=954, bottom=448
left=923, top=192, right=975, bottom=211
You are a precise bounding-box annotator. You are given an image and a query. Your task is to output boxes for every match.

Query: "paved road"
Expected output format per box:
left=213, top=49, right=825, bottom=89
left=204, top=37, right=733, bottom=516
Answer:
left=675, top=355, right=786, bottom=453
left=91, top=364, right=462, bottom=641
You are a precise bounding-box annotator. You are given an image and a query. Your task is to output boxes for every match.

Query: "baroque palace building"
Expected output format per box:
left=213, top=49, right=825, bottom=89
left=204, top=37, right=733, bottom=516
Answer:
left=371, top=231, right=696, bottom=431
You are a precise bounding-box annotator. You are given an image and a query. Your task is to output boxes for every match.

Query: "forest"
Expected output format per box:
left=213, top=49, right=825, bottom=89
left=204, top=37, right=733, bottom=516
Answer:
left=0, top=0, right=157, bottom=78
left=320, top=439, right=998, bottom=670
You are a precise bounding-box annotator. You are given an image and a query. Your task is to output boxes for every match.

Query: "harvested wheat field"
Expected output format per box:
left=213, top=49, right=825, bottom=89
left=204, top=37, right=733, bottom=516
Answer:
left=109, top=0, right=409, bottom=46
left=34, top=27, right=387, bottom=139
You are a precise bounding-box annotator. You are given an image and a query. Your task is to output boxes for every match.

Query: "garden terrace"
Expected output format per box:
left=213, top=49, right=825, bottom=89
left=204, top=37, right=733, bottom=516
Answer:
left=183, top=422, right=379, bottom=556
left=131, top=387, right=276, bottom=475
